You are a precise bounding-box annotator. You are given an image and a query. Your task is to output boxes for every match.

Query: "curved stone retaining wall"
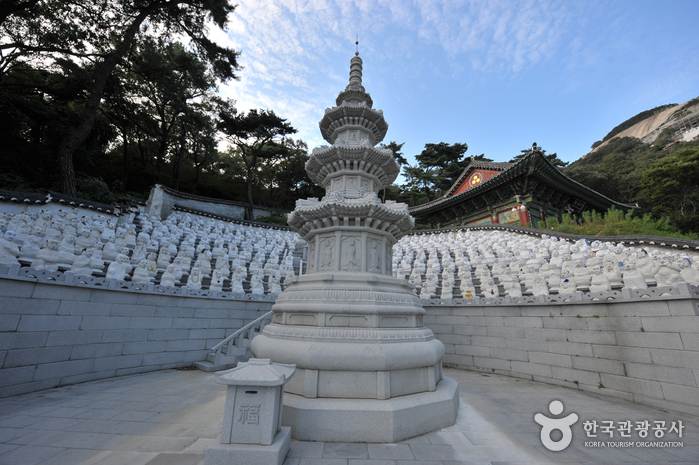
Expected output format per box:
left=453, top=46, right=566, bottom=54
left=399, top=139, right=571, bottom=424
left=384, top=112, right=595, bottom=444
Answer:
left=0, top=279, right=272, bottom=398
left=424, top=284, right=699, bottom=417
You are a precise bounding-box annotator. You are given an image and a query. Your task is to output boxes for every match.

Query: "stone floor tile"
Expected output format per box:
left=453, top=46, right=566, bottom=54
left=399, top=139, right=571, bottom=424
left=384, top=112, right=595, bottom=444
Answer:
left=34, top=447, right=105, bottom=464
left=147, top=402, right=191, bottom=413
left=80, top=450, right=158, bottom=465
left=0, top=427, right=26, bottom=443
left=323, top=442, right=369, bottom=459
left=299, top=459, right=349, bottom=465
left=0, top=444, right=20, bottom=456
left=0, top=444, right=63, bottom=465
left=24, top=416, right=82, bottom=431
left=63, top=418, right=122, bottom=433
left=135, top=436, right=198, bottom=452
left=288, top=440, right=324, bottom=458
left=41, top=406, right=93, bottom=418
left=367, top=443, right=414, bottom=460
left=143, top=452, right=204, bottom=465
left=0, top=415, right=43, bottom=428
left=105, top=420, right=159, bottom=435
left=410, top=444, right=463, bottom=461
left=73, top=408, right=123, bottom=420
left=283, top=458, right=301, bottom=465
left=397, top=435, right=431, bottom=444
left=348, top=460, right=397, bottom=465
left=6, top=430, right=75, bottom=447
left=48, top=431, right=114, bottom=449
left=395, top=460, right=444, bottom=465
left=110, top=410, right=161, bottom=422
left=181, top=437, right=216, bottom=455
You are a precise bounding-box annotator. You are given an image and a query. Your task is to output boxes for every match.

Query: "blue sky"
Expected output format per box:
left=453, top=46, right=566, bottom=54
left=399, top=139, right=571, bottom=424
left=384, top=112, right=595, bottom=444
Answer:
left=211, top=0, right=699, bottom=173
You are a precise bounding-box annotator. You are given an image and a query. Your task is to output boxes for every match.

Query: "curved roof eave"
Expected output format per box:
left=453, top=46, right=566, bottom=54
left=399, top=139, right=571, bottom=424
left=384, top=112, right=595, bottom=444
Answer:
left=409, top=150, right=636, bottom=216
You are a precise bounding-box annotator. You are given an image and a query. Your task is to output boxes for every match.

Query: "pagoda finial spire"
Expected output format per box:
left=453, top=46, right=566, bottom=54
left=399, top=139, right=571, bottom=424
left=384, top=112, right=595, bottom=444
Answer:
left=347, top=39, right=363, bottom=91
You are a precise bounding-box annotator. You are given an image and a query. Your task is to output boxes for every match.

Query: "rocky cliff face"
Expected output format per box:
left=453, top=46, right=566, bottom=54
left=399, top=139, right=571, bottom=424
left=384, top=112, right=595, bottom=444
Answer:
left=590, top=97, right=699, bottom=155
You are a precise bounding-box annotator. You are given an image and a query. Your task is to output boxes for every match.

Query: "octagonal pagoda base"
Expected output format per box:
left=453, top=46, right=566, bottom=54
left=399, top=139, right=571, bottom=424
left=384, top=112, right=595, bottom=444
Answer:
left=281, top=376, right=459, bottom=443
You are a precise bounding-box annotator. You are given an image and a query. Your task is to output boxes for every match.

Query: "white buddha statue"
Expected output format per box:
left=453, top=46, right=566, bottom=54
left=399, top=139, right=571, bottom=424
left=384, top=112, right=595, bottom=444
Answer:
left=58, top=235, right=77, bottom=267
left=131, top=238, right=148, bottom=265
left=74, top=230, right=93, bottom=254
left=159, top=264, right=178, bottom=287
left=0, top=230, right=21, bottom=266
left=106, top=253, right=131, bottom=280
left=31, top=239, right=61, bottom=272
left=131, top=260, right=153, bottom=283
left=480, top=276, right=499, bottom=298
left=102, top=236, right=119, bottom=261
left=557, top=270, right=577, bottom=295
left=655, top=257, right=683, bottom=287
left=504, top=276, right=522, bottom=297
left=113, top=231, right=127, bottom=250
left=636, top=249, right=658, bottom=282
left=678, top=258, right=699, bottom=285
left=145, top=252, right=158, bottom=277
left=573, top=260, right=591, bottom=289
left=622, top=261, right=647, bottom=290
left=186, top=266, right=203, bottom=290
left=209, top=269, right=225, bottom=292
left=589, top=266, right=611, bottom=293
left=230, top=266, right=246, bottom=294
left=459, top=275, right=476, bottom=298
left=195, top=252, right=212, bottom=277
left=440, top=274, right=454, bottom=300
left=18, top=227, right=44, bottom=261
left=531, top=275, right=549, bottom=296
left=268, top=273, right=283, bottom=295
left=604, top=261, right=623, bottom=288
left=249, top=271, right=265, bottom=295
left=71, top=248, right=94, bottom=276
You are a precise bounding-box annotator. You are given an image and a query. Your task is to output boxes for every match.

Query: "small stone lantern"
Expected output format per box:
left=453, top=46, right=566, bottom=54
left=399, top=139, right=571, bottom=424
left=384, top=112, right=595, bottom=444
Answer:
left=205, top=359, right=296, bottom=465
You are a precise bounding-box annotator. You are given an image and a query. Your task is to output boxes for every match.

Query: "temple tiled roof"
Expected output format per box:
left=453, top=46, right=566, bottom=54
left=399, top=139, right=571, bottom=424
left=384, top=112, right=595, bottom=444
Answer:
left=409, top=149, right=636, bottom=216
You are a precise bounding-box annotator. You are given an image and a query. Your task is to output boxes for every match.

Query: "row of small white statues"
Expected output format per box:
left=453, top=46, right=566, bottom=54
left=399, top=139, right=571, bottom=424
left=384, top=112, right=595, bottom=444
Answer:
left=0, top=209, right=302, bottom=295
left=392, top=229, right=699, bottom=299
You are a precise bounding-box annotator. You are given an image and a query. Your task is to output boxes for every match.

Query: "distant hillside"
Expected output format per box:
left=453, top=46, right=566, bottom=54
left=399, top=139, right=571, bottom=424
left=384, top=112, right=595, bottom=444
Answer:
left=587, top=96, right=699, bottom=156
left=563, top=96, right=699, bottom=225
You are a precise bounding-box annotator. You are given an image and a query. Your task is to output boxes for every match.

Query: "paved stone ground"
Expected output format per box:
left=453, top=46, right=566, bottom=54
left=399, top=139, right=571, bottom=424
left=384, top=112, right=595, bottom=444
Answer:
left=0, top=368, right=696, bottom=465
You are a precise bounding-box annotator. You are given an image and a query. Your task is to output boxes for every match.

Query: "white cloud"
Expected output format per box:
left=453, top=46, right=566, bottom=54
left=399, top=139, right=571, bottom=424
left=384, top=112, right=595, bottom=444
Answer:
left=218, top=0, right=600, bottom=150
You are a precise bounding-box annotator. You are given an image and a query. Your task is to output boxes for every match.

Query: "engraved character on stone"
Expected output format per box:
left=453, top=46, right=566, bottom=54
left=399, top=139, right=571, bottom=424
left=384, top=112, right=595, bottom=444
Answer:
left=238, top=405, right=260, bottom=425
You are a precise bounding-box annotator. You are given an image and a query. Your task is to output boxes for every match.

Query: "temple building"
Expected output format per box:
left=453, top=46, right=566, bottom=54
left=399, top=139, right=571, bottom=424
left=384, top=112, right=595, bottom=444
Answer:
left=409, top=144, right=636, bottom=228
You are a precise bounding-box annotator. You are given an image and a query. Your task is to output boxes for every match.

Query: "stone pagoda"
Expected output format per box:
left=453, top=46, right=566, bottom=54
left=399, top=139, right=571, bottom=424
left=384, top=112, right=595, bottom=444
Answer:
left=251, top=50, right=459, bottom=443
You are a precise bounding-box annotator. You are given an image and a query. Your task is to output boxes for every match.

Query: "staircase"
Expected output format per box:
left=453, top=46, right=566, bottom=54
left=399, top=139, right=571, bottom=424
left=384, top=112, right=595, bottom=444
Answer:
left=193, top=311, right=273, bottom=372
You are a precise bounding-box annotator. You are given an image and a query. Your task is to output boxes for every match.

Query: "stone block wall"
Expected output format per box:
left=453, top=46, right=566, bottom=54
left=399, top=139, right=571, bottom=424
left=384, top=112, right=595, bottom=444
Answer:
left=424, top=295, right=699, bottom=416
left=0, top=280, right=272, bottom=398
left=145, top=184, right=288, bottom=220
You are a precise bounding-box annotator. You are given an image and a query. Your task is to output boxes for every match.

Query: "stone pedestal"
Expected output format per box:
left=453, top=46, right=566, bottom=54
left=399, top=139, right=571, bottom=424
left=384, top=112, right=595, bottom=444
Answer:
left=251, top=51, right=459, bottom=442
left=205, top=359, right=296, bottom=465
left=204, top=427, right=291, bottom=465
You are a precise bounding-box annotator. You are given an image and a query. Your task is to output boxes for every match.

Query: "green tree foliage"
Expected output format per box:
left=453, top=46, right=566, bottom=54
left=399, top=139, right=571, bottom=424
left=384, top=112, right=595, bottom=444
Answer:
left=640, top=148, right=699, bottom=233
left=539, top=208, right=697, bottom=240
left=382, top=141, right=407, bottom=201
left=0, top=0, right=241, bottom=195
left=217, top=108, right=297, bottom=219
left=402, top=142, right=469, bottom=203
